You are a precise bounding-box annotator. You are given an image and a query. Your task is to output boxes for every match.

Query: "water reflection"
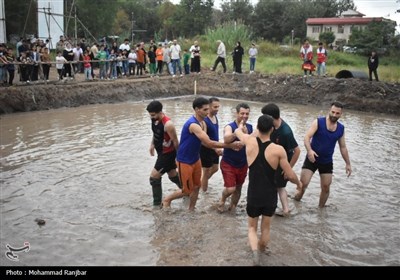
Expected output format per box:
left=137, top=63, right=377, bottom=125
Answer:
left=1, top=98, right=399, bottom=266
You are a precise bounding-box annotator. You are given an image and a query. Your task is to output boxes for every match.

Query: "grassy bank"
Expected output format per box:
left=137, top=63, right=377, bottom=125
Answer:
left=180, top=39, right=400, bottom=83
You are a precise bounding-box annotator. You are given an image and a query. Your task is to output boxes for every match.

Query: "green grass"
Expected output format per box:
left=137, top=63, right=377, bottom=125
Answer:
left=181, top=39, right=399, bottom=82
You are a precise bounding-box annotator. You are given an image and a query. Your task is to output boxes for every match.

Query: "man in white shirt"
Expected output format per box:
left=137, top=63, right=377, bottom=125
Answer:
left=210, top=40, right=226, bottom=73
left=119, top=39, right=131, bottom=76
left=169, top=39, right=182, bottom=77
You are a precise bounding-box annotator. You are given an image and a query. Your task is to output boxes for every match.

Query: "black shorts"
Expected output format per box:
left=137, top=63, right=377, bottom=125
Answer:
left=275, top=166, right=288, bottom=189
left=200, top=146, right=219, bottom=168
left=302, top=157, right=333, bottom=174
left=246, top=204, right=276, bottom=218
left=154, top=151, right=177, bottom=175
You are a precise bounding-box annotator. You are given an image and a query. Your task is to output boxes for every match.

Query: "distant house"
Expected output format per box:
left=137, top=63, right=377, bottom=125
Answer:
left=306, top=9, right=388, bottom=46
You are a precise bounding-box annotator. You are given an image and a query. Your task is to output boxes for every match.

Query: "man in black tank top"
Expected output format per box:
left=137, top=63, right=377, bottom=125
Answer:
left=235, top=114, right=302, bottom=266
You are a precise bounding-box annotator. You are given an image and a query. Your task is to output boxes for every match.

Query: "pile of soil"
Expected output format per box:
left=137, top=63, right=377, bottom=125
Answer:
left=0, top=72, right=399, bottom=115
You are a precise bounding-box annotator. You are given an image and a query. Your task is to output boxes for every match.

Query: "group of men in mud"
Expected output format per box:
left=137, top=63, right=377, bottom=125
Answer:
left=146, top=97, right=351, bottom=266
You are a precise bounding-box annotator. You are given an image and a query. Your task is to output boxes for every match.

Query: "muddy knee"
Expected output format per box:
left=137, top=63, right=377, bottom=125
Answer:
left=168, top=175, right=181, bottom=189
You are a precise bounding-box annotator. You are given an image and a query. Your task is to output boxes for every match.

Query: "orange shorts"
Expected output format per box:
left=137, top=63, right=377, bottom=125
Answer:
left=177, top=160, right=202, bottom=195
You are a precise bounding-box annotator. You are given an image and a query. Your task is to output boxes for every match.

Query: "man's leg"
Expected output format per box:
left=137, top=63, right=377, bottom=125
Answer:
left=150, top=176, right=162, bottom=206
left=167, top=169, right=181, bottom=189
left=247, top=216, right=260, bottom=266
left=201, top=164, right=218, bottom=192
left=295, top=168, right=314, bottom=201
left=229, top=185, right=242, bottom=211
left=319, top=173, right=333, bottom=207
left=218, top=187, right=235, bottom=212
left=259, top=215, right=272, bottom=253
left=278, top=187, right=290, bottom=215
left=221, top=58, right=227, bottom=73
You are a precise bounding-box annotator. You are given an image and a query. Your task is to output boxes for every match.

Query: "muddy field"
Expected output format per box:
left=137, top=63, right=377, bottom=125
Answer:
left=0, top=71, right=399, bottom=115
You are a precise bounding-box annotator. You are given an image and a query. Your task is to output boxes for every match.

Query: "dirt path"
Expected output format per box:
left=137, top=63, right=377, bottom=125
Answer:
left=1, top=70, right=399, bottom=115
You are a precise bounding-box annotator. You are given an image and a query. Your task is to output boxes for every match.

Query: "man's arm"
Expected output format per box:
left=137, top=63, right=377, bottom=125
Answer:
left=165, top=120, right=179, bottom=151
left=234, top=123, right=252, bottom=146
left=290, top=146, right=301, bottom=167
left=304, top=119, right=318, bottom=163
left=338, top=132, right=352, bottom=177
left=278, top=147, right=302, bottom=190
left=191, top=123, right=239, bottom=150
left=223, top=124, right=237, bottom=143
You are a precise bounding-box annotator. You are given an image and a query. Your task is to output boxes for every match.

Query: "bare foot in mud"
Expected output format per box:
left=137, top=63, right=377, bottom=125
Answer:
left=162, top=199, right=171, bottom=209
left=275, top=209, right=290, bottom=217
left=258, top=245, right=272, bottom=256
left=217, top=201, right=225, bottom=213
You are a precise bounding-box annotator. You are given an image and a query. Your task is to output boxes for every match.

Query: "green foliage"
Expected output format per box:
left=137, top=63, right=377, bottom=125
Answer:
left=205, top=20, right=253, bottom=50
left=319, top=32, right=335, bottom=45
left=220, top=0, right=254, bottom=25
left=172, top=0, right=214, bottom=38
left=349, top=21, right=397, bottom=53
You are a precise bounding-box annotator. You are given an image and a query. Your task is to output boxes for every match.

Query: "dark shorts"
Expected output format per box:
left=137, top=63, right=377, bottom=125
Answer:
left=154, top=151, right=177, bottom=175
left=200, top=146, right=219, bottom=168
left=302, top=157, right=333, bottom=174
left=275, top=166, right=288, bottom=189
left=246, top=204, right=276, bottom=218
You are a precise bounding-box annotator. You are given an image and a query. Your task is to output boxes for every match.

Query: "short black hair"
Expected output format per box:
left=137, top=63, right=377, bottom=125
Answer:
left=236, top=103, right=250, bottom=113
left=193, top=97, right=209, bottom=109
left=209, top=97, right=220, bottom=103
left=257, top=114, right=274, bottom=133
left=146, top=100, right=163, bottom=113
left=331, top=101, right=344, bottom=109
left=261, top=103, right=280, bottom=120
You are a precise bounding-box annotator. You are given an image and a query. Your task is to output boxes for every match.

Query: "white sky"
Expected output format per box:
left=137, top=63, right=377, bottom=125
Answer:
left=170, top=0, right=399, bottom=30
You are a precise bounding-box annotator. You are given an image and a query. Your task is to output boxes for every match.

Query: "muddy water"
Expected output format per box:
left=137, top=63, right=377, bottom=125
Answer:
left=1, top=97, right=399, bottom=266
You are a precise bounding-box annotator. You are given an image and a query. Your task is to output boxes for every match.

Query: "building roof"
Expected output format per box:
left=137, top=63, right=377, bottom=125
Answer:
left=306, top=17, right=383, bottom=25
left=340, top=9, right=365, bottom=17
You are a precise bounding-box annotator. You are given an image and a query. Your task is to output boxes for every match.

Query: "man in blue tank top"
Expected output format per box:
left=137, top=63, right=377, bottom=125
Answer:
left=200, top=97, right=223, bottom=192
left=162, top=97, right=242, bottom=211
left=295, top=101, right=352, bottom=207
left=219, top=103, right=253, bottom=212
left=235, top=114, right=302, bottom=266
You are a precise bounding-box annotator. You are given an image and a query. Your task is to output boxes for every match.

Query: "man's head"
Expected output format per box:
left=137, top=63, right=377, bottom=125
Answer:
left=146, top=100, right=163, bottom=121
left=261, top=103, right=280, bottom=120
left=329, top=101, right=344, bottom=123
left=236, top=103, right=250, bottom=124
left=208, top=97, right=220, bottom=117
left=193, top=97, right=210, bottom=120
left=257, top=115, right=274, bottom=134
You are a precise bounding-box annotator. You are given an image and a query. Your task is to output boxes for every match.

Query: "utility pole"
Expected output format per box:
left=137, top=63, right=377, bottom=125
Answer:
left=291, top=29, right=294, bottom=47
left=74, top=6, right=77, bottom=45
left=131, top=12, right=135, bottom=43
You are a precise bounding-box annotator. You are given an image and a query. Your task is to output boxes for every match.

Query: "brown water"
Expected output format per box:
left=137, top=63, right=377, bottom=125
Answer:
left=1, top=97, right=399, bottom=266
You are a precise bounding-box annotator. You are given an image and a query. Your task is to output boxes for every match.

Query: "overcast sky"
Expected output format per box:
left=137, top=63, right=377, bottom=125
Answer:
left=170, top=0, right=399, bottom=30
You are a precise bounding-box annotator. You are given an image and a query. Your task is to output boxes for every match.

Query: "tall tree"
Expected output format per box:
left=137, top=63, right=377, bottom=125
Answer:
left=157, top=1, right=177, bottom=40
left=172, top=0, right=214, bottom=37
left=252, top=0, right=355, bottom=43
left=5, top=0, right=37, bottom=39
left=220, top=0, right=253, bottom=25
left=349, top=20, right=397, bottom=52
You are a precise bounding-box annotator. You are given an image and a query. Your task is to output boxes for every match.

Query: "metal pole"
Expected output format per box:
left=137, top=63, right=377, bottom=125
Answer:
left=131, top=12, right=134, bottom=43
left=291, top=29, right=294, bottom=46
left=74, top=6, right=77, bottom=45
